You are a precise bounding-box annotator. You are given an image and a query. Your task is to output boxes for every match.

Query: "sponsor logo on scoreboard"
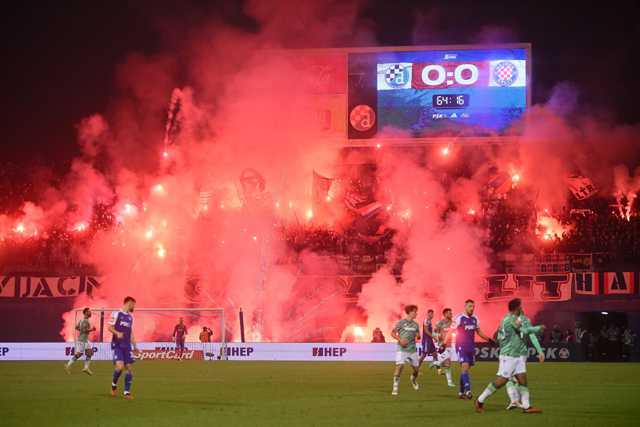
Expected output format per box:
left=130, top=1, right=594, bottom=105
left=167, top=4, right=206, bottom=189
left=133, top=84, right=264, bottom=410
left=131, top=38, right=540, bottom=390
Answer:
left=492, top=61, right=518, bottom=86
left=489, top=60, right=526, bottom=87
left=349, top=105, right=376, bottom=131
left=377, top=63, right=412, bottom=90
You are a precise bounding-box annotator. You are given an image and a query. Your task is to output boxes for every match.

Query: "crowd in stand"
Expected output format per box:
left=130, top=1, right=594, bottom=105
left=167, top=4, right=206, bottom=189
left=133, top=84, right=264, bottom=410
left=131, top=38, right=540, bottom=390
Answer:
left=483, top=199, right=535, bottom=253
left=483, top=196, right=640, bottom=262
left=0, top=230, right=93, bottom=274
left=492, top=322, right=639, bottom=362
left=283, top=226, right=394, bottom=256
left=2, top=207, right=639, bottom=273
left=573, top=322, right=638, bottom=362
left=1, top=183, right=638, bottom=272
left=557, top=214, right=640, bottom=260
left=284, top=227, right=344, bottom=254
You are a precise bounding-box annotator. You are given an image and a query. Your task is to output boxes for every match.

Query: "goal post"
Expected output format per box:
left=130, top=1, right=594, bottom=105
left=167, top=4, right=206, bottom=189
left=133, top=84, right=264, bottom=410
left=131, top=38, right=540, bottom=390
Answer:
left=72, top=307, right=227, bottom=361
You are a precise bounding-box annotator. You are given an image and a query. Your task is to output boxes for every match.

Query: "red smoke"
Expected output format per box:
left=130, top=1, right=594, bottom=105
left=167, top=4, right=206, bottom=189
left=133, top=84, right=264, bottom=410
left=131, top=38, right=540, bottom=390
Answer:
left=0, top=2, right=638, bottom=343
left=48, top=1, right=366, bottom=342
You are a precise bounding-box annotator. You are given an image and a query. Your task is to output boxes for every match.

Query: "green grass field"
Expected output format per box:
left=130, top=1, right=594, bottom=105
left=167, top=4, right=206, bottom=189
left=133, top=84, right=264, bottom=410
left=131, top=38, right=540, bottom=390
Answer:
left=1, top=361, right=639, bottom=426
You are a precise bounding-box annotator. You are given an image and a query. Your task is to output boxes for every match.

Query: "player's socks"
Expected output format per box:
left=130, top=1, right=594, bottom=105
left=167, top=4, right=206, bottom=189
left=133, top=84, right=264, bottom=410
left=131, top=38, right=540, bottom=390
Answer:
left=477, top=382, right=497, bottom=403
left=444, top=368, right=454, bottom=386
left=461, top=371, right=471, bottom=393
left=461, top=371, right=472, bottom=398
left=518, top=385, right=531, bottom=409
left=410, top=374, right=419, bottom=390
left=392, top=375, right=400, bottom=395
left=112, top=369, right=122, bottom=387
left=506, top=380, right=520, bottom=405
left=66, top=355, right=78, bottom=368
left=82, top=359, right=93, bottom=375
left=124, top=371, right=133, bottom=394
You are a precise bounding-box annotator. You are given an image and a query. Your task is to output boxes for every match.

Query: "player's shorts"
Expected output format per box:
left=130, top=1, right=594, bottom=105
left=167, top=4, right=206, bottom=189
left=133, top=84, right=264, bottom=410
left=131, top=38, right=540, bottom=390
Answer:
left=422, top=337, right=436, bottom=354
left=175, top=337, right=186, bottom=348
left=497, top=355, right=527, bottom=378
left=437, top=347, right=452, bottom=363
left=112, top=344, right=135, bottom=365
left=457, top=347, right=475, bottom=366
left=74, top=341, right=92, bottom=354
left=395, top=350, right=420, bottom=367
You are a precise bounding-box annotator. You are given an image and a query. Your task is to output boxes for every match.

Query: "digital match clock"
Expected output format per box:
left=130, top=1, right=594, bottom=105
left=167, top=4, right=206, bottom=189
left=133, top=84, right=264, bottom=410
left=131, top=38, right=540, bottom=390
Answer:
left=432, top=94, right=470, bottom=109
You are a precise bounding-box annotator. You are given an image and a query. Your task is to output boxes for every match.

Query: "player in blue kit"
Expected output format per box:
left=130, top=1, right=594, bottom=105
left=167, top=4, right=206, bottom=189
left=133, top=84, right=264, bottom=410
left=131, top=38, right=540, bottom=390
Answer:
left=454, top=299, right=494, bottom=400
left=419, top=309, right=438, bottom=367
left=108, top=296, right=139, bottom=399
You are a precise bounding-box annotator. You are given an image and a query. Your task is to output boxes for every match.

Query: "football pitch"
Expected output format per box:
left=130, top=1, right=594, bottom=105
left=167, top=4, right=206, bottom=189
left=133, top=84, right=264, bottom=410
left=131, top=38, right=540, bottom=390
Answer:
left=1, top=361, right=639, bottom=427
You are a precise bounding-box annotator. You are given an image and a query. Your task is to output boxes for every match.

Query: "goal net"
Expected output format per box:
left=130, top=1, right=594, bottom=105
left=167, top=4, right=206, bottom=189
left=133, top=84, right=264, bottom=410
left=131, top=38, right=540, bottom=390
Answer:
left=72, top=307, right=227, bottom=361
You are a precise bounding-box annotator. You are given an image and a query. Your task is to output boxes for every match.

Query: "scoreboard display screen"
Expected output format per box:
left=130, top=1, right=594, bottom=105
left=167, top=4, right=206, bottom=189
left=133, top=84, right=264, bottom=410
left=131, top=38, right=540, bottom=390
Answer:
left=347, top=45, right=530, bottom=140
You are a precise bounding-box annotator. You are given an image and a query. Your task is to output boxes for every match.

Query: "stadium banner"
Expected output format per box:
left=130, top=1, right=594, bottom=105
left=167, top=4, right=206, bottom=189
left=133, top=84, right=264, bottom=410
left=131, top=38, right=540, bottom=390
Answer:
left=603, top=272, right=635, bottom=295
left=0, top=342, right=385, bottom=361
left=566, top=176, right=598, bottom=200
left=483, top=273, right=572, bottom=301
left=475, top=344, right=576, bottom=362
left=573, top=272, right=599, bottom=296
left=1, top=272, right=636, bottom=301
left=0, top=342, right=216, bottom=361
left=0, top=342, right=398, bottom=362
left=0, top=274, right=100, bottom=298
left=0, top=342, right=577, bottom=362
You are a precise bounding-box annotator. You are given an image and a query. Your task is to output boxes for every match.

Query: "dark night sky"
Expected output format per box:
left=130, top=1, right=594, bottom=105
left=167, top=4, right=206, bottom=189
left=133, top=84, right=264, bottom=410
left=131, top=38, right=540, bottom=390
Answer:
left=1, top=1, right=638, bottom=176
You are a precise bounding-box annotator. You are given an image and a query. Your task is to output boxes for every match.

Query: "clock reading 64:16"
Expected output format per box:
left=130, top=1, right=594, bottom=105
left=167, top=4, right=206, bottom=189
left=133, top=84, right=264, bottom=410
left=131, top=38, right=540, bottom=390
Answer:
left=432, top=94, right=470, bottom=109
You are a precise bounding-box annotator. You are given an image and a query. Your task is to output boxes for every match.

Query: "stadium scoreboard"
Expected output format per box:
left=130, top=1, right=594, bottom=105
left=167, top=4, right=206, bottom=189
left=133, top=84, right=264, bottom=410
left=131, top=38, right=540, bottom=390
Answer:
left=279, top=44, right=531, bottom=144
left=347, top=44, right=531, bottom=140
